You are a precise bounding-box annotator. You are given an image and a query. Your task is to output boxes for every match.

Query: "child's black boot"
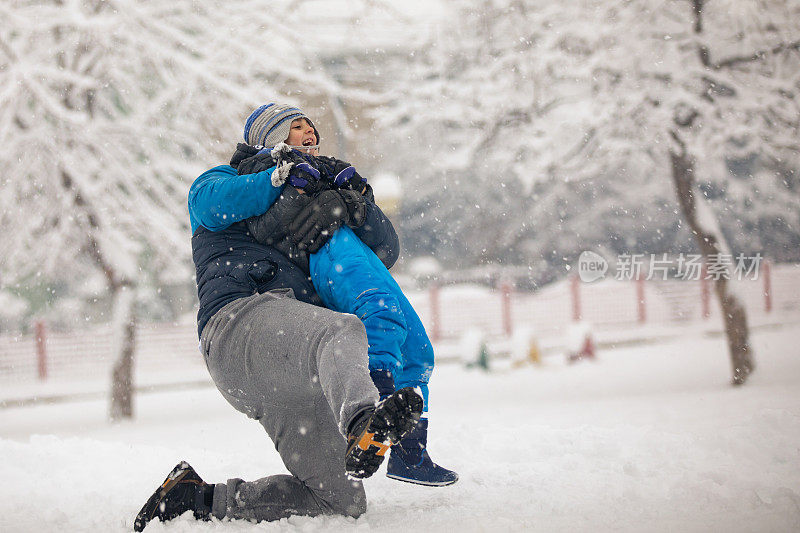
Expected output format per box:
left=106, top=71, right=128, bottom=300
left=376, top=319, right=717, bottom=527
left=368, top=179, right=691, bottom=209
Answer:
left=386, top=418, right=459, bottom=486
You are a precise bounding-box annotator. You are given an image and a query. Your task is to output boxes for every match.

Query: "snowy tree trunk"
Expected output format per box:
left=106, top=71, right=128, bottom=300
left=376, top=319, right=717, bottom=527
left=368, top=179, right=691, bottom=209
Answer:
left=59, top=167, right=140, bottom=419
left=670, top=137, right=754, bottom=385
left=109, top=283, right=136, bottom=420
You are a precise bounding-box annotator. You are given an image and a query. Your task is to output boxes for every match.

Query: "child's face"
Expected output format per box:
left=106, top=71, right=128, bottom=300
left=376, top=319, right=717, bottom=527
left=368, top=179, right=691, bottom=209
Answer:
left=285, top=118, right=318, bottom=155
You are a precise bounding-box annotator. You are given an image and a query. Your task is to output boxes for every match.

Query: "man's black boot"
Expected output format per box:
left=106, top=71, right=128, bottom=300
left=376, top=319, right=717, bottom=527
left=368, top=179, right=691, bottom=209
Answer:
left=133, top=461, right=213, bottom=532
left=345, top=387, right=424, bottom=479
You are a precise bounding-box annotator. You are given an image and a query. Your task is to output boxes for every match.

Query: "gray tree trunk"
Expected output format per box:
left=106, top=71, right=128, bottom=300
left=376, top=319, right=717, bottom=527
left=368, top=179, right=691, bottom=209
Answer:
left=109, top=283, right=137, bottom=420
left=670, top=141, right=755, bottom=385
left=59, top=168, right=139, bottom=419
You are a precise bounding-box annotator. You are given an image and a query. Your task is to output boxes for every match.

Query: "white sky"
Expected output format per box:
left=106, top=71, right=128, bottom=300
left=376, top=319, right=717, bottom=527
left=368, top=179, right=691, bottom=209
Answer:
left=292, top=0, right=447, bottom=52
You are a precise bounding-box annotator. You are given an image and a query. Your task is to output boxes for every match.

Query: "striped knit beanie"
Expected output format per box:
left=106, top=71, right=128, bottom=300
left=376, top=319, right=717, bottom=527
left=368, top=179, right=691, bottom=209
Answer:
left=243, top=103, right=319, bottom=148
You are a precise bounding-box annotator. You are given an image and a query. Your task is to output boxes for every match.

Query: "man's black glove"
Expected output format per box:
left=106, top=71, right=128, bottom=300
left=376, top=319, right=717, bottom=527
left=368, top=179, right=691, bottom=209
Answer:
left=289, top=189, right=367, bottom=253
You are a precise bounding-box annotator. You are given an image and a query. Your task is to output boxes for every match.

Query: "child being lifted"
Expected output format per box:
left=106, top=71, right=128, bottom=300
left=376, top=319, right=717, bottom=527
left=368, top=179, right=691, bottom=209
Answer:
left=233, top=103, right=458, bottom=486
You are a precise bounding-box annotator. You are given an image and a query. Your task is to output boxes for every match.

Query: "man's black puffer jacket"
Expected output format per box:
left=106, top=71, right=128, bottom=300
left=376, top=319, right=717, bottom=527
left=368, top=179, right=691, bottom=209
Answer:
left=191, top=220, right=321, bottom=337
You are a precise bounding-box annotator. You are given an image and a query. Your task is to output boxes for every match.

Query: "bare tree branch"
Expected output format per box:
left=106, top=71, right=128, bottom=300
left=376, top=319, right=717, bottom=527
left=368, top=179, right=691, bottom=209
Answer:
left=712, top=39, right=800, bottom=70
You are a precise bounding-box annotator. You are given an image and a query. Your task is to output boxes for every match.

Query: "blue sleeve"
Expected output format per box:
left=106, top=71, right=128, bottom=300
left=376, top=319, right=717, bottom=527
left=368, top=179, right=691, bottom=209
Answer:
left=188, top=165, right=284, bottom=233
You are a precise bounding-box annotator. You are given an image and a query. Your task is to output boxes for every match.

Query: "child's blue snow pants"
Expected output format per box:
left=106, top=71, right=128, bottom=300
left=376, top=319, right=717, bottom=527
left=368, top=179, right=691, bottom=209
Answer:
left=310, top=226, right=433, bottom=408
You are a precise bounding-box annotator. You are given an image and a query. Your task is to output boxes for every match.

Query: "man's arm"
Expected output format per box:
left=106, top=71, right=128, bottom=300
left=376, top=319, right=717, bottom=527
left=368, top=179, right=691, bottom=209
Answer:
left=316, top=161, right=399, bottom=268
left=287, top=188, right=399, bottom=269
left=245, top=187, right=311, bottom=245
left=351, top=200, right=400, bottom=269
left=188, top=164, right=284, bottom=233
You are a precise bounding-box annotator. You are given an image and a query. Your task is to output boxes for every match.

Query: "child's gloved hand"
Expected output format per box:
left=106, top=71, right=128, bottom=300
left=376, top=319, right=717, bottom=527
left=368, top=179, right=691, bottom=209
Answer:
left=316, top=156, right=367, bottom=191
left=288, top=161, right=322, bottom=192
left=281, top=149, right=325, bottom=193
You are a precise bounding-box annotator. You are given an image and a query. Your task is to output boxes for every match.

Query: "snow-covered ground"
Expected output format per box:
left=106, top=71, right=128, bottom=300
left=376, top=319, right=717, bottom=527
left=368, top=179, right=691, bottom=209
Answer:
left=1, top=325, right=799, bottom=533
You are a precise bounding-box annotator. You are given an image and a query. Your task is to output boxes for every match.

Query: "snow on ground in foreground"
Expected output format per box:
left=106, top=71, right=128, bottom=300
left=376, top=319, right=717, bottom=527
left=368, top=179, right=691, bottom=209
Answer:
left=1, top=326, right=799, bottom=533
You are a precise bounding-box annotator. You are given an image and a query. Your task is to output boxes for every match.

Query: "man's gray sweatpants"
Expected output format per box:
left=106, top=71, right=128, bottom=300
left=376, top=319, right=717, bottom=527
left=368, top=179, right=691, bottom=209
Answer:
left=199, top=289, right=379, bottom=522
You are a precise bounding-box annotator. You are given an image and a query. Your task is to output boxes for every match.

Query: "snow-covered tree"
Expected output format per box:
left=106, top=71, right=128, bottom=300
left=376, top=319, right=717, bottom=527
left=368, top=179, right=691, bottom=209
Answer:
left=376, top=0, right=799, bottom=272
left=654, top=0, right=799, bottom=384
left=0, top=0, right=353, bottom=418
left=377, top=0, right=800, bottom=382
left=552, top=0, right=799, bottom=384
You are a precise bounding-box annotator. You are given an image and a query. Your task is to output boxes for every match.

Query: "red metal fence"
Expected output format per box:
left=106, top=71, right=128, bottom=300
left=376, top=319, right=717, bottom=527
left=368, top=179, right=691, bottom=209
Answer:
left=410, top=262, right=798, bottom=341
left=2, top=263, right=798, bottom=384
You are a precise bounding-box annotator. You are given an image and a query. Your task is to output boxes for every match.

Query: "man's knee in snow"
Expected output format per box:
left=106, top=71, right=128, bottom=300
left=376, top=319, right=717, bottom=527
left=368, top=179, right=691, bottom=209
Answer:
left=332, top=482, right=367, bottom=518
